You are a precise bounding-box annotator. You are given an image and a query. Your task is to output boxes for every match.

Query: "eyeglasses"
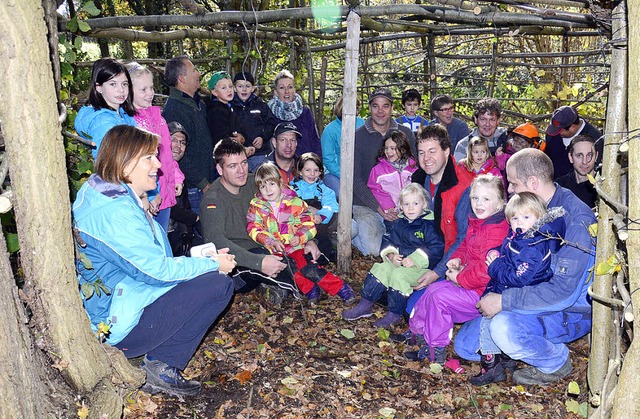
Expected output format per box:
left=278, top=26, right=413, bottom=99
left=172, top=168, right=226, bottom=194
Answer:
left=437, top=106, right=454, bottom=113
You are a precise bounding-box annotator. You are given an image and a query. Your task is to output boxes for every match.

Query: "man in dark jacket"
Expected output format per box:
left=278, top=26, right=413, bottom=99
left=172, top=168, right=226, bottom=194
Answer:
left=545, top=106, right=602, bottom=179
left=162, top=56, right=216, bottom=214
left=556, top=135, right=599, bottom=208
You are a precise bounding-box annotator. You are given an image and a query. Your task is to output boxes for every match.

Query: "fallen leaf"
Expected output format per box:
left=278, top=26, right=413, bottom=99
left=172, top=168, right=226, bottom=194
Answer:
left=340, top=329, right=355, bottom=339
left=233, top=369, right=252, bottom=384
left=379, top=407, right=397, bottom=418
left=568, top=380, right=581, bottom=395
left=429, top=363, right=443, bottom=374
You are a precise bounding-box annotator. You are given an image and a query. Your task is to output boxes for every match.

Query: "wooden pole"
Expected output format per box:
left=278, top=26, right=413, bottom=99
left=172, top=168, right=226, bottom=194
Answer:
left=317, top=57, right=328, bottom=134
left=488, top=39, right=498, bottom=97
left=337, top=2, right=361, bottom=274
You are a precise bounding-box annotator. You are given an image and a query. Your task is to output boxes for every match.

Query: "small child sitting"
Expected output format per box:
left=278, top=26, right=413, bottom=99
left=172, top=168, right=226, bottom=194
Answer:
left=247, top=162, right=355, bottom=304
left=368, top=131, right=418, bottom=223
left=396, top=88, right=429, bottom=135
left=470, top=192, right=565, bottom=385
left=458, top=136, right=501, bottom=177
left=342, top=183, right=444, bottom=328
left=290, top=153, right=339, bottom=261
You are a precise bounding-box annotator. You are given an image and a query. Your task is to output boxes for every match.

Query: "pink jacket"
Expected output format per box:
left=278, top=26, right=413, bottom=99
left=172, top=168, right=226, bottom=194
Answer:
left=134, top=107, right=184, bottom=210
left=367, top=158, right=418, bottom=211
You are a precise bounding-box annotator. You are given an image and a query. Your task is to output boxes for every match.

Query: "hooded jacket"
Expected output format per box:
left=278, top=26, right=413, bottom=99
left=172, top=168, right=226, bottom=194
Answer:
left=74, top=106, right=137, bottom=159
left=289, top=178, right=338, bottom=224
left=486, top=207, right=566, bottom=295
left=368, top=157, right=418, bottom=211
left=72, top=174, right=223, bottom=344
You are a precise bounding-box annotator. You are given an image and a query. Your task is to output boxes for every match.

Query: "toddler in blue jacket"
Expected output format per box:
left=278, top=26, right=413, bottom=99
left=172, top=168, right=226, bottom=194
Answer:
left=471, top=191, right=565, bottom=385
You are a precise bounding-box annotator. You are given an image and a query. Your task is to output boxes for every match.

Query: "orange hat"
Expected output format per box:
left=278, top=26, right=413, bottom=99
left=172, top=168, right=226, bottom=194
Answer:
left=511, top=122, right=546, bottom=152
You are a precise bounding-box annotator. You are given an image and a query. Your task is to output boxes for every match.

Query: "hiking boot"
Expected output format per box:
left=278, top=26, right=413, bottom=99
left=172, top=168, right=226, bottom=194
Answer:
left=258, top=283, right=289, bottom=307
left=389, top=329, right=426, bottom=345
left=342, top=298, right=374, bottom=320
left=306, top=285, right=321, bottom=304
left=374, top=312, right=402, bottom=329
left=512, top=357, right=572, bottom=386
left=405, top=345, right=447, bottom=365
left=469, top=353, right=517, bottom=386
left=337, top=283, right=357, bottom=305
left=141, top=356, right=201, bottom=397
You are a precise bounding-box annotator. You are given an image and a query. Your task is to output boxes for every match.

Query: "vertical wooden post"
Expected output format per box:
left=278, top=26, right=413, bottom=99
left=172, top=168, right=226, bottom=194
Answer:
left=337, top=2, right=361, bottom=274
left=488, top=39, right=498, bottom=97
left=317, top=57, right=328, bottom=134
left=305, top=36, right=317, bottom=128
left=427, top=34, right=437, bottom=106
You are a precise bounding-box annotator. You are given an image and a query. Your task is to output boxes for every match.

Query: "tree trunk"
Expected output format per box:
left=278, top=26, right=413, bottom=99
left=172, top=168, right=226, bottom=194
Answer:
left=612, top=0, right=640, bottom=417
left=588, top=0, right=626, bottom=413
left=0, top=1, right=142, bottom=417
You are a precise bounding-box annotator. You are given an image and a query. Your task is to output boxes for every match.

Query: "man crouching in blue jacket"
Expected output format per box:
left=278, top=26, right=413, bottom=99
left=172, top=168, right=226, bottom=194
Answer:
left=454, top=148, right=595, bottom=385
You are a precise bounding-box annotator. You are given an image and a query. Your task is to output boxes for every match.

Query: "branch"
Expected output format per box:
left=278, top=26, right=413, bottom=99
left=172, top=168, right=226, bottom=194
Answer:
left=63, top=131, right=95, bottom=148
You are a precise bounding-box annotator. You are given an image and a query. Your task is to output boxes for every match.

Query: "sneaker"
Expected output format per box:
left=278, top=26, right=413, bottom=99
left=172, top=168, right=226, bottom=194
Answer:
left=342, top=299, right=374, bottom=320
left=405, top=345, right=447, bottom=365
left=337, top=284, right=357, bottom=305
left=469, top=353, right=517, bottom=386
left=258, top=283, right=289, bottom=307
left=389, top=330, right=426, bottom=345
left=306, top=285, right=321, bottom=304
left=512, top=357, right=572, bottom=386
left=374, top=312, right=402, bottom=329
left=141, top=356, right=201, bottom=397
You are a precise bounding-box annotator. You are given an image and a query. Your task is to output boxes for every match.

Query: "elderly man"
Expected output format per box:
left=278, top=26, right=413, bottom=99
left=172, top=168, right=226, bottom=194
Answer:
left=200, top=139, right=322, bottom=304
left=453, top=98, right=508, bottom=162
left=545, top=105, right=602, bottom=179
left=351, top=87, right=415, bottom=256
left=163, top=56, right=216, bottom=214
left=264, top=122, right=300, bottom=184
left=430, top=94, right=470, bottom=151
left=556, top=135, right=599, bottom=208
left=454, top=149, right=595, bottom=386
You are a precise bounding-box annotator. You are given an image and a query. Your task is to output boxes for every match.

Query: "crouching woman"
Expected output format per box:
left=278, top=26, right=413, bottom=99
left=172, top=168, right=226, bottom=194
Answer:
left=72, top=125, right=235, bottom=397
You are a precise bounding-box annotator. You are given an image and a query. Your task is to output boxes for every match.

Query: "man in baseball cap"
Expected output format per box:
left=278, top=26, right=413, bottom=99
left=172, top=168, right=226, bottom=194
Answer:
left=545, top=105, right=602, bottom=179
left=264, top=122, right=302, bottom=183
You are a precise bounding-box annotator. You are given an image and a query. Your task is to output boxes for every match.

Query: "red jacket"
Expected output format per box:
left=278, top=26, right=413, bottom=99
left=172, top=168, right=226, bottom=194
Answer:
left=452, top=212, right=510, bottom=296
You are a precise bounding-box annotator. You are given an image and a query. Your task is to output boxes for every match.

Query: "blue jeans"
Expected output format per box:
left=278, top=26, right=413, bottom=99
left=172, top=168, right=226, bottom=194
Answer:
left=323, top=173, right=340, bottom=197
left=454, top=309, right=591, bottom=373
left=115, top=272, right=233, bottom=370
left=187, top=187, right=204, bottom=216
left=351, top=205, right=384, bottom=256
left=479, top=316, right=500, bottom=355
left=154, top=207, right=171, bottom=233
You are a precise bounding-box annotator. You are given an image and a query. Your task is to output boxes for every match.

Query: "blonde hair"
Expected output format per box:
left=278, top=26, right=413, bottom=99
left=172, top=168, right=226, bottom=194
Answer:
left=464, top=136, right=493, bottom=171
left=399, top=183, right=429, bottom=212
left=254, top=162, right=284, bottom=188
left=505, top=192, right=547, bottom=221
left=274, top=69, right=295, bottom=87
left=126, top=61, right=153, bottom=81
left=470, top=174, right=505, bottom=203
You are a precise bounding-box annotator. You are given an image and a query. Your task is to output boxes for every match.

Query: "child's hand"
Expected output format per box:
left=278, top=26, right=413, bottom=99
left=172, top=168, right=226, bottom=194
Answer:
left=495, top=146, right=504, bottom=156
left=290, top=236, right=300, bottom=247
left=446, top=258, right=461, bottom=271
left=486, top=250, right=500, bottom=266
left=308, top=206, right=318, bottom=214
left=252, top=137, right=263, bottom=149
left=313, top=214, right=323, bottom=224
left=270, top=241, right=286, bottom=254
left=149, top=195, right=162, bottom=216
left=231, top=132, right=245, bottom=144
left=387, top=253, right=402, bottom=266
left=445, top=267, right=460, bottom=286
left=401, top=258, right=415, bottom=268
left=175, top=183, right=184, bottom=197
left=245, top=146, right=256, bottom=157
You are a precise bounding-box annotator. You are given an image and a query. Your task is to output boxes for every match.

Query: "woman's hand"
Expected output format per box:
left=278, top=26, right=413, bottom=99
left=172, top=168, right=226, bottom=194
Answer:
left=217, top=253, right=236, bottom=275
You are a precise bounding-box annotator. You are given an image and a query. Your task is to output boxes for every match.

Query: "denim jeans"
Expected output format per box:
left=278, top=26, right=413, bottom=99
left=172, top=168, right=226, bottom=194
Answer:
left=323, top=173, right=340, bottom=197
left=187, top=187, right=203, bottom=216
left=479, top=316, right=501, bottom=355
left=154, top=208, right=171, bottom=233
left=351, top=205, right=385, bottom=256
left=454, top=309, right=591, bottom=373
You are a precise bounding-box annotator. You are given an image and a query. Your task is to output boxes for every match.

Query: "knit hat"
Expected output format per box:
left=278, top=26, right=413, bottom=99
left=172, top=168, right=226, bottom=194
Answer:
left=233, top=71, right=255, bottom=85
left=208, top=71, right=231, bottom=90
left=369, top=87, right=393, bottom=104
left=546, top=106, right=579, bottom=136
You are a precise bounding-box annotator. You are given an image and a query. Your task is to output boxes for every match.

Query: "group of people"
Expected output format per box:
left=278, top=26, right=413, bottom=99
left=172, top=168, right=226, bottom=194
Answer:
left=71, top=55, right=601, bottom=398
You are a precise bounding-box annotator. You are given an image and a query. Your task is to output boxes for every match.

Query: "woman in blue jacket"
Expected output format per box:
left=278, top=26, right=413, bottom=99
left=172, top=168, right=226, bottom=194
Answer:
left=73, top=125, right=235, bottom=397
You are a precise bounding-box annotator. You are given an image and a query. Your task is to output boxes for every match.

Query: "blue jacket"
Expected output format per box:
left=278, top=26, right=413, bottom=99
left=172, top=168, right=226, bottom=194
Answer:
left=72, top=174, right=226, bottom=344
left=320, top=116, right=365, bottom=177
left=380, top=211, right=444, bottom=270
left=486, top=207, right=566, bottom=295
left=502, top=186, right=596, bottom=315
left=290, top=178, right=338, bottom=223
left=74, top=106, right=137, bottom=159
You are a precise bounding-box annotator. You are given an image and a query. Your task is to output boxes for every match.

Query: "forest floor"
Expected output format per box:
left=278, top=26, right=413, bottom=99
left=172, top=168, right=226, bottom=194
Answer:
left=124, top=253, right=590, bottom=419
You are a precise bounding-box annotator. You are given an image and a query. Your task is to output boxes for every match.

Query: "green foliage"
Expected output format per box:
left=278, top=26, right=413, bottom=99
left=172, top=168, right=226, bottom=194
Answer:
left=1, top=211, right=19, bottom=254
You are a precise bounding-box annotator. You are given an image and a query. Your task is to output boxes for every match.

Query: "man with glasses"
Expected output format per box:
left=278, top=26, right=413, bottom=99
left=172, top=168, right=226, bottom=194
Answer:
left=430, top=94, right=470, bottom=150
left=556, top=135, right=599, bottom=208
left=265, top=122, right=301, bottom=183
left=453, top=98, right=508, bottom=162
left=545, top=106, right=602, bottom=179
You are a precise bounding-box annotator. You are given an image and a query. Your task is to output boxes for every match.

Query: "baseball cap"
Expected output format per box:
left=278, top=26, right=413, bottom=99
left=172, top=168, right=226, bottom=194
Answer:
left=546, top=106, right=578, bottom=136
left=233, top=71, right=255, bottom=85
left=273, top=122, right=302, bottom=139
left=168, top=121, right=189, bottom=143
left=207, top=71, right=231, bottom=90
left=368, top=87, right=393, bottom=104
